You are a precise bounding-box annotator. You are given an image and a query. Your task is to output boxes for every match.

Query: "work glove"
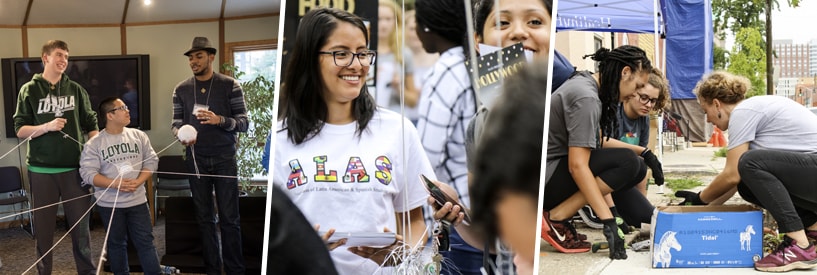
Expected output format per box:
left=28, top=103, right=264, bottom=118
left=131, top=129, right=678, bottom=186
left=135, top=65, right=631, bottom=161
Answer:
left=641, top=149, right=665, bottom=186
left=609, top=206, right=631, bottom=234
left=602, top=218, right=627, bottom=260
left=675, top=190, right=707, bottom=205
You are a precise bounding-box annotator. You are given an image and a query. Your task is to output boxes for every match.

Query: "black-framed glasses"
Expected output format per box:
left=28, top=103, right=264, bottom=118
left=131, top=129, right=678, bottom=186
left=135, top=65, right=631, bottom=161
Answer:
left=636, top=93, right=658, bottom=106
left=318, top=50, right=376, bottom=67
left=108, top=105, right=129, bottom=113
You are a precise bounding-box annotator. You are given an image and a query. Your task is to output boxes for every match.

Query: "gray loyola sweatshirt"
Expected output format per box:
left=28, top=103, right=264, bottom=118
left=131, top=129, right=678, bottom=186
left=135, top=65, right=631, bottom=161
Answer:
left=79, top=127, right=158, bottom=208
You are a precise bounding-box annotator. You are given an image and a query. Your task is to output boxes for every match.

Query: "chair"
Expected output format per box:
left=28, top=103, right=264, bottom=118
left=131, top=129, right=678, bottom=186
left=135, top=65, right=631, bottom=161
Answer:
left=0, top=166, right=33, bottom=237
left=153, top=156, right=191, bottom=219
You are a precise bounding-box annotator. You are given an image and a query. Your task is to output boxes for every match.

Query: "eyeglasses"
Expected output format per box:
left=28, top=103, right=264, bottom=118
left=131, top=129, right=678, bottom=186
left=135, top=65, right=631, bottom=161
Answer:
left=636, top=93, right=658, bottom=106
left=318, top=50, right=376, bottom=67
left=108, top=105, right=129, bottom=113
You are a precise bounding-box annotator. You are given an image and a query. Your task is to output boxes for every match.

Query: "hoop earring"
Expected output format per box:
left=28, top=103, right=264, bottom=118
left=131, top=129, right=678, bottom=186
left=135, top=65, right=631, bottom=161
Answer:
left=717, top=112, right=721, bottom=119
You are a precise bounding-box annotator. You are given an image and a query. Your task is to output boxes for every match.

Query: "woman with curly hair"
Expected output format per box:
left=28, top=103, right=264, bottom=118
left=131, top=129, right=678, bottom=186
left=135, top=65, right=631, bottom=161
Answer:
left=675, top=71, right=817, bottom=272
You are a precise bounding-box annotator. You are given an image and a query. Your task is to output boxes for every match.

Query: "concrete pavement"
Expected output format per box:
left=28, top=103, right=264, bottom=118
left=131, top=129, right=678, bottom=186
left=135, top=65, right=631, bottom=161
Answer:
left=539, top=145, right=774, bottom=275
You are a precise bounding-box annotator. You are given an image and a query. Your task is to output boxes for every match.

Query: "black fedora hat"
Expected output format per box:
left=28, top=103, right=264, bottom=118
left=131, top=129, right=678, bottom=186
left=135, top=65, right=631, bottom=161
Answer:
left=184, top=37, right=217, bottom=56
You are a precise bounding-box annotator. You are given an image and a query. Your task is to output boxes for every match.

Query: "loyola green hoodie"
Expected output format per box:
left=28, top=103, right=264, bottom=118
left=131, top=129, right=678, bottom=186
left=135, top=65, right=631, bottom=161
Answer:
left=13, top=73, right=98, bottom=168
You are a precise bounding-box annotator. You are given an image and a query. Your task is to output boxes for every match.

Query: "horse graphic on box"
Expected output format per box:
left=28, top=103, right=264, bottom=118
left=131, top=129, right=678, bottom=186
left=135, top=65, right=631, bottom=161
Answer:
left=740, top=224, right=756, bottom=251
left=654, top=231, right=682, bottom=268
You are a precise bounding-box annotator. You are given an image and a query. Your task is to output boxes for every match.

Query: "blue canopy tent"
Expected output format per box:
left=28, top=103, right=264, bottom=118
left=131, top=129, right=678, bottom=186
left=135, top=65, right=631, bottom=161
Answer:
left=556, top=0, right=714, bottom=146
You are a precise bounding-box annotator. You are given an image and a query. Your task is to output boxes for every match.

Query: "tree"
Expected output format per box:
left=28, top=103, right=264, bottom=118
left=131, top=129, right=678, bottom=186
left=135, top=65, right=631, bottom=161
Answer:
left=713, top=45, right=729, bottom=70
left=727, top=27, right=766, bottom=97
left=711, top=0, right=801, bottom=95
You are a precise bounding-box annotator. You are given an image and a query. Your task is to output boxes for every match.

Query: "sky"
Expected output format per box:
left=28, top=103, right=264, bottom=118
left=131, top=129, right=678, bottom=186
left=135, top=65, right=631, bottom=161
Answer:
left=771, top=0, right=817, bottom=44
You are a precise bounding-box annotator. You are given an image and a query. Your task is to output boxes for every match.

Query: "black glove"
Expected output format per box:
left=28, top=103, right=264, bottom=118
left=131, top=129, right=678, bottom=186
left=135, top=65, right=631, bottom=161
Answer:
left=602, top=218, right=627, bottom=260
left=675, top=190, right=707, bottom=205
left=641, top=149, right=665, bottom=186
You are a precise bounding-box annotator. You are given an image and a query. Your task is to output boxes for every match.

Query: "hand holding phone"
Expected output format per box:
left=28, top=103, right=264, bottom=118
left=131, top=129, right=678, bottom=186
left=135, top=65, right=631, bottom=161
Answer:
left=420, top=174, right=471, bottom=224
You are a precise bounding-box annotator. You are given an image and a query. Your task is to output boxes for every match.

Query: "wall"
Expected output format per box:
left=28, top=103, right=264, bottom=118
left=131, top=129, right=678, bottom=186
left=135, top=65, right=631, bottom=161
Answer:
left=0, top=15, right=278, bottom=222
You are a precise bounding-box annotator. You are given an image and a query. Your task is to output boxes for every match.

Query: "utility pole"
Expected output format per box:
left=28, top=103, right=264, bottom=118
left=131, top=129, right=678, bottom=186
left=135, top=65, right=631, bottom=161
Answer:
left=766, top=0, right=774, bottom=95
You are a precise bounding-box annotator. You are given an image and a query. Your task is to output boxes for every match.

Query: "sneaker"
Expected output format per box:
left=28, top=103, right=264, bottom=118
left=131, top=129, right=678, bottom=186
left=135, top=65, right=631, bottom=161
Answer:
left=577, top=205, right=604, bottom=229
left=160, top=265, right=180, bottom=274
left=542, top=211, right=591, bottom=253
left=543, top=212, right=587, bottom=241
left=754, top=237, right=817, bottom=272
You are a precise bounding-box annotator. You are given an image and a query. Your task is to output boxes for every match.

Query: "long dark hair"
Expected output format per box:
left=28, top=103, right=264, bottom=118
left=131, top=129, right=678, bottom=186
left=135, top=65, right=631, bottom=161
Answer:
left=279, top=8, right=376, bottom=145
left=415, top=0, right=469, bottom=52
left=584, top=45, right=652, bottom=142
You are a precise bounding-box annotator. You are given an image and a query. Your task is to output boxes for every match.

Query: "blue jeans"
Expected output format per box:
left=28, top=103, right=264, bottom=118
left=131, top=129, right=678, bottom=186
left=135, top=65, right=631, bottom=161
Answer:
left=185, top=153, right=245, bottom=275
left=440, top=227, right=492, bottom=275
left=97, top=203, right=160, bottom=275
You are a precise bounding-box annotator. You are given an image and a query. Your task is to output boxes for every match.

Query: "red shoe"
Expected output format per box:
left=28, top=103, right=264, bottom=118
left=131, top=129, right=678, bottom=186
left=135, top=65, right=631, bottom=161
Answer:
left=542, top=212, right=591, bottom=253
left=755, top=237, right=817, bottom=272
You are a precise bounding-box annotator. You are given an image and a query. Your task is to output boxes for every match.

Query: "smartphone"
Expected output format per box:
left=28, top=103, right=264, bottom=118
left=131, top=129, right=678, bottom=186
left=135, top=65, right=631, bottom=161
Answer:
left=420, top=174, right=471, bottom=224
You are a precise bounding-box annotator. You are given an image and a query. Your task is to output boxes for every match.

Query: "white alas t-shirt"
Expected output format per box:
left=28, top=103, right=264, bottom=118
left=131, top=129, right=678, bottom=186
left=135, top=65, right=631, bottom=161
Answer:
left=273, top=109, right=434, bottom=274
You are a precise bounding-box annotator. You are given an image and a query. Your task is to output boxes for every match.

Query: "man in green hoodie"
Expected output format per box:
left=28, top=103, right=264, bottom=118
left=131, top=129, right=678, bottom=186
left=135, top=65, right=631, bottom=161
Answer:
left=13, top=40, right=99, bottom=275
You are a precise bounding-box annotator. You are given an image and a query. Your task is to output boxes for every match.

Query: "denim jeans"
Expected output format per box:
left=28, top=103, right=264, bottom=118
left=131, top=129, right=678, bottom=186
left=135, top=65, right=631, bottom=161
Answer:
left=97, top=203, right=160, bottom=275
left=737, top=149, right=817, bottom=233
left=185, top=153, right=245, bottom=275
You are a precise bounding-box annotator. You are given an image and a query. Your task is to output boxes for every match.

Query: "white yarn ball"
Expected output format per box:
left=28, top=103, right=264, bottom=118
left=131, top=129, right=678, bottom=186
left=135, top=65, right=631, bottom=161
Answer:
left=177, top=124, right=197, bottom=143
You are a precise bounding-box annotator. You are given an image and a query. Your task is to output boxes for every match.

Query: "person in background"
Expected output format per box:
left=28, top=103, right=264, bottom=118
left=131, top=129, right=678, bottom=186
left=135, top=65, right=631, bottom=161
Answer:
left=377, top=0, right=420, bottom=120
left=674, top=71, right=817, bottom=272
left=14, top=39, right=98, bottom=275
left=432, top=0, right=552, bottom=273
left=414, top=0, right=480, bottom=273
left=405, top=8, right=438, bottom=116
left=79, top=97, right=160, bottom=275
left=171, top=36, right=249, bottom=275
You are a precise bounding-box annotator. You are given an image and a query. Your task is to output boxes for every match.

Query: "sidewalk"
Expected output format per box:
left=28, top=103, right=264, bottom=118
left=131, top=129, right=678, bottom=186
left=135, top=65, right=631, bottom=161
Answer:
left=539, top=146, right=768, bottom=274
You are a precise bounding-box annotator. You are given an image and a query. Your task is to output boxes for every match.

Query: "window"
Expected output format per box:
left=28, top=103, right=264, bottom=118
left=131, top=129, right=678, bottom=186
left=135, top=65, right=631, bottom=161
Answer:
left=224, top=39, right=277, bottom=82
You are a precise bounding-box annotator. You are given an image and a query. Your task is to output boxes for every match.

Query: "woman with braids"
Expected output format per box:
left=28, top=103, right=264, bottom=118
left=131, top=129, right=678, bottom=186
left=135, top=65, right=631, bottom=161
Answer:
left=273, top=8, right=433, bottom=274
left=413, top=0, right=481, bottom=273
left=579, top=68, right=671, bottom=233
left=544, top=45, right=661, bottom=260
left=674, top=71, right=817, bottom=272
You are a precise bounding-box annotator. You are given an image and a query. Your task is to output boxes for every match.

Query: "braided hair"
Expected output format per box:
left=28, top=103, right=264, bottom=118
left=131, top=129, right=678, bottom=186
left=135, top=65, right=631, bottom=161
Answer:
left=415, top=0, right=470, bottom=53
left=583, top=45, right=652, bottom=144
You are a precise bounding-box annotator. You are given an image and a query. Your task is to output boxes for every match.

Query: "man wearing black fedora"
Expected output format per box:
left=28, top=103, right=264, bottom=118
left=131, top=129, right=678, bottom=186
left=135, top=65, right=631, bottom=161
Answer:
left=171, top=36, right=249, bottom=274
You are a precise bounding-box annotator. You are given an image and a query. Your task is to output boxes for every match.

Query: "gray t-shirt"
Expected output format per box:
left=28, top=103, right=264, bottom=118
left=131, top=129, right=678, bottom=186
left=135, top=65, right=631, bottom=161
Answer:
left=79, top=127, right=158, bottom=208
left=728, top=95, right=817, bottom=152
left=546, top=71, right=600, bottom=183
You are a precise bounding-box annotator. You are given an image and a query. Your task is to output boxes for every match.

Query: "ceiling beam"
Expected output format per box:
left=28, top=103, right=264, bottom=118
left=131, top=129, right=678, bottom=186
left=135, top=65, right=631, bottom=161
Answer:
left=23, top=0, right=33, bottom=26
left=22, top=0, right=34, bottom=57
left=121, top=0, right=130, bottom=25
left=219, top=0, right=226, bottom=68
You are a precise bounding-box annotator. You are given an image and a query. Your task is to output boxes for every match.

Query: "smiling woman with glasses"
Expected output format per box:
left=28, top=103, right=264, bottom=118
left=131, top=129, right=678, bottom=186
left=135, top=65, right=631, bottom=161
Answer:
left=273, top=7, right=434, bottom=274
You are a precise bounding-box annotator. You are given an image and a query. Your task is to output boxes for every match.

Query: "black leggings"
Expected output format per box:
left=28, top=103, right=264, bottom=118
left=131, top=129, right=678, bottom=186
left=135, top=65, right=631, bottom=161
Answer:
left=737, top=149, right=817, bottom=233
left=543, top=148, right=647, bottom=211
left=612, top=187, right=655, bottom=227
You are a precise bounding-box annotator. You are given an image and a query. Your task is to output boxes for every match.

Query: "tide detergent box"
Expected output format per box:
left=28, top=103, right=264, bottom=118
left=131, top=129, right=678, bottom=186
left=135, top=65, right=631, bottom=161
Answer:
left=651, top=205, right=763, bottom=268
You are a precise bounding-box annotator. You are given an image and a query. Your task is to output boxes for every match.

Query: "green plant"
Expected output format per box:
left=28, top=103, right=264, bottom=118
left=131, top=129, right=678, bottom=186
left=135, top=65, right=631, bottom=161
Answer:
left=665, top=177, right=705, bottom=193
left=222, top=64, right=274, bottom=192
left=713, top=147, right=728, bottom=159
